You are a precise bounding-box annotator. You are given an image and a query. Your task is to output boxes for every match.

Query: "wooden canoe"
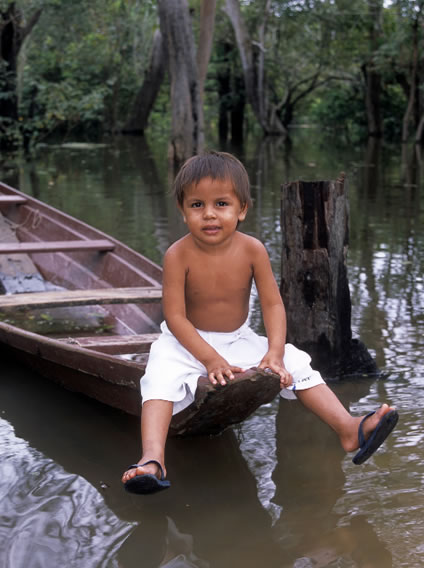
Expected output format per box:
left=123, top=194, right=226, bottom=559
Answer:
left=0, top=182, right=281, bottom=436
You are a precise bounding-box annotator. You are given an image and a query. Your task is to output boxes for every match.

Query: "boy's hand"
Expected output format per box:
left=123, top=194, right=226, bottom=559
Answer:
left=258, top=355, right=293, bottom=389
left=205, top=356, right=244, bottom=386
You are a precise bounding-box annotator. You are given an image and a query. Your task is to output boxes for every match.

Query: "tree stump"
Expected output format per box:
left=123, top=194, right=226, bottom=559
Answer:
left=280, top=174, right=377, bottom=377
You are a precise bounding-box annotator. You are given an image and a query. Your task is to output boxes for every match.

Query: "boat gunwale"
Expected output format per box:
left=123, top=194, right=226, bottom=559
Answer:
left=0, top=181, right=163, bottom=285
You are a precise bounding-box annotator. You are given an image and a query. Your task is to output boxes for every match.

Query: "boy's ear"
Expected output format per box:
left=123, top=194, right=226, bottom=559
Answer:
left=177, top=204, right=187, bottom=223
left=238, top=203, right=248, bottom=222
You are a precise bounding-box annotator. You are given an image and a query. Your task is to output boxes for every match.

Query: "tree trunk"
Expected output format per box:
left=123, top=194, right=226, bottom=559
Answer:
left=158, top=0, right=205, bottom=164
left=231, top=73, right=245, bottom=145
left=224, top=0, right=286, bottom=136
left=195, top=0, right=217, bottom=150
left=216, top=40, right=245, bottom=145
left=0, top=4, right=42, bottom=148
left=216, top=41, right=231, bottom=143
left=415, top=112, right=424, bottom=144
left=280, top=175, right=377, bottom=376
left=363, top=0, right=383, bottom=137
left=402, top=16, right=419, bottom=143
left=122, top=29, right=167, bottom=134
left=197, top=0, right=216, bottom=100
left=363, top=64, right=382, bottom=137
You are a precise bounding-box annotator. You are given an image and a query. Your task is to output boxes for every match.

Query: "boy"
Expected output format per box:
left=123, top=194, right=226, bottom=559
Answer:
left=122, top=151, right=398, bottom=494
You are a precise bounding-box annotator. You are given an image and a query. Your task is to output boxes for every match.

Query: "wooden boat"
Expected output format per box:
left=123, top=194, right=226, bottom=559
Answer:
left=0, top=182, right=281, bottom=436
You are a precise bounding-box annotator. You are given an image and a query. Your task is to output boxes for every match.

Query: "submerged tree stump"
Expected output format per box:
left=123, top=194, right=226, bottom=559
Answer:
left=280, top=174, right=377, bottom=377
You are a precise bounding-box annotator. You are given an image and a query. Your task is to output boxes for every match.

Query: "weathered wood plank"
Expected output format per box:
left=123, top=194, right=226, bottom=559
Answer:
left=58, top=333, right=160, bottom=354
left=0, top=239, right=115, bottom=255
left=0, top=195, right=27, bottom=205
left=0, top=211, right=50, bottom=294
left=0, top=286, right=162, bottom=309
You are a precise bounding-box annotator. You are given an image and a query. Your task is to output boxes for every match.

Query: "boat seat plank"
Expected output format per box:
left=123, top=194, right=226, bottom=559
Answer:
left=0, top=239, right=115, bottom=255
left=59, top=333, right=160, bottom=354
left=0, top=286, right=162, bottom=309
left=0, top=196, right=27, bottom=205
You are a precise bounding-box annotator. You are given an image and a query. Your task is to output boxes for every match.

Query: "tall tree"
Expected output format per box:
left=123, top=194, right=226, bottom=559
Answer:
left=0, top=1, right=41, bottom=148
left=122, top=28, right=167, bottom=134
left=224, top=0, right=286, bottom=136
left=362, top=0, right=384, bottom=137
left=195, top=0, right=217, bottom=152
left=157, top=0, right=216, bottom=163
left=399, top=0, right=423, bottom=142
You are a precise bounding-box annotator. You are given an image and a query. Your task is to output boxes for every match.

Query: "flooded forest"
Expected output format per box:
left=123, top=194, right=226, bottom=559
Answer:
left=1, top=1, right=424, bottom=567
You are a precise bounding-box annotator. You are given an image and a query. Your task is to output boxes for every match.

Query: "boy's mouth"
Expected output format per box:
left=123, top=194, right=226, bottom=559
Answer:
left=202, top=225, right=220, bottom=234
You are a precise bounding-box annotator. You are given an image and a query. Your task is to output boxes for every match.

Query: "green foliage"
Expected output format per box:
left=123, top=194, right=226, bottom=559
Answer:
left=310, top=79, right=406, bottom=142
left=0, top=61, right=20, bottom=150
left=13, top=0, right=158, bottom=146
left=0, top=0, right=422, bottom=150
left=381, top=83, right=407, bottom=139
left=309, top=81, right=368, bottom=142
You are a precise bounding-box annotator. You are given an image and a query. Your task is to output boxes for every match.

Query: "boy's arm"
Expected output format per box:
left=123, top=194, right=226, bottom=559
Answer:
left=251, top=240, right=292, bottom=388
left=162, top=244, right=243, bottom=386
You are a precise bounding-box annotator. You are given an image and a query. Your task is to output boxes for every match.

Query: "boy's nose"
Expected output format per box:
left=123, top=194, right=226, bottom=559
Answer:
left=203, top=206, right=216, bottom=219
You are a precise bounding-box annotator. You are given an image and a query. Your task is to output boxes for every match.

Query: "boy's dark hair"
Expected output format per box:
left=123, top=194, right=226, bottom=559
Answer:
left=173, top=151, right=252, bottom=209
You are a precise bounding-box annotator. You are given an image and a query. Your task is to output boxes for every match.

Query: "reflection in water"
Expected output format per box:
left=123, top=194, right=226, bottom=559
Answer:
left=0, top=419, right=134, bottom=568
left=118, top=515, right=209, bottom=568
left=238, top=400, right=282, bottom=523
left=0, top=131, right=424, bottom=567
left=158, top=518, right=209, bottom=568
left=1, top=359, right=280, bottom=568
left=273, top=389, right=394, bottom=567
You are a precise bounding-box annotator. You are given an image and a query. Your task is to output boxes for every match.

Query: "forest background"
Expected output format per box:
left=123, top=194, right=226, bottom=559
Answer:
left=0, top=0, right=423, bottom=162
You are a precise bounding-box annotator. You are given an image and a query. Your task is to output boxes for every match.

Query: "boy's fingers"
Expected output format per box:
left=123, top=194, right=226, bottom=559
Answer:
left=208, top=366, right=244, bottom=386
left=226, top=366, right=244, bottom=379
left=214, top=371, right=227, bottom=386
left=208, top=373, right=218, bottom=385
left=279, top=371, right=293, bottom=387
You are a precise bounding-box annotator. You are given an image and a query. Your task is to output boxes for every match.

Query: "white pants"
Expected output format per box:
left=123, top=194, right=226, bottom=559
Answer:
left=140, top=321, right=325, bottom=415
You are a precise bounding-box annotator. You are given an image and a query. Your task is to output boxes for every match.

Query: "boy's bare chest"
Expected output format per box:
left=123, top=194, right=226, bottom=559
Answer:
left=185, top=256, right=253, bottom=300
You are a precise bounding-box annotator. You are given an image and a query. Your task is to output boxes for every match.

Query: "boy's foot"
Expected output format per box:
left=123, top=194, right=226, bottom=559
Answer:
left=352, top=408, right=399, bottom=465
left=342, top=404, right=399, bottom=464
left=122, top=459, right=171, bottom=494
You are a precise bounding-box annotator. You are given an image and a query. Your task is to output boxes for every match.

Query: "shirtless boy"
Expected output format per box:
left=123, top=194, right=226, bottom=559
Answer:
left=122, top=151, right=398, bottom=494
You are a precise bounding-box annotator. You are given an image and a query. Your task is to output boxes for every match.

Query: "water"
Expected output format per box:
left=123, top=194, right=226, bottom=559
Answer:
left=1, top=132, right=423, bottom=567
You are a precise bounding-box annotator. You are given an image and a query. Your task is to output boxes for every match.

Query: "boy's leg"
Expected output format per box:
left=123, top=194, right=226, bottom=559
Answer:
left=122, top=399, right=173, bottom=482
left=295, top=384, right=395, bottom=453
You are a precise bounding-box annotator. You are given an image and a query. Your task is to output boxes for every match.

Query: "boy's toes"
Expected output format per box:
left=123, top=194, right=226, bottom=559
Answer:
left=352, top=405, right=398, bottom=465
left=121, top=460, right=164, bottom=484
left=362, top=404, right=394, bottom=439
left=121, top=466, right=138, bottom=483
left=122, top=460, right=170, bottom=495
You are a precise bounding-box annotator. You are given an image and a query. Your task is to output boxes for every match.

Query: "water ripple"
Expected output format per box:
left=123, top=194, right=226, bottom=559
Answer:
left=0, top=420, right=134, bottom=568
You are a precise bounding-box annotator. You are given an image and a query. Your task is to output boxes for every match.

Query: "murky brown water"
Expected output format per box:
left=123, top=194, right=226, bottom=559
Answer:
left=1, top=132, right=423, bottom=567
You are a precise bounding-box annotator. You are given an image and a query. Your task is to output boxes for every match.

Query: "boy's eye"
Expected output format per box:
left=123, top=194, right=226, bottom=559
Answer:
left=216, top=201, right=228, bottom=207
left=190, top=202, right=202, bottom=208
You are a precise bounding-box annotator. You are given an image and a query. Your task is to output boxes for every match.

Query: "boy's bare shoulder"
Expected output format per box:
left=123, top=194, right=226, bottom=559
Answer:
left=237, top=232, right=268, bottom=255
left=164, top=235, right=192, bottom=260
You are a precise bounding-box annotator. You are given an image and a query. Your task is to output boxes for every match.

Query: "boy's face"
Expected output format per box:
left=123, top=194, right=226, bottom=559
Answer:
left=180, top=177, right=248, bottom=247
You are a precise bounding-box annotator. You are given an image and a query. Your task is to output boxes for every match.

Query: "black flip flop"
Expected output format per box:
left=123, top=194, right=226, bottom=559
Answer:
left=124, top=459, right=171, bottom=494
left=352, top=409, right=399, bottom=465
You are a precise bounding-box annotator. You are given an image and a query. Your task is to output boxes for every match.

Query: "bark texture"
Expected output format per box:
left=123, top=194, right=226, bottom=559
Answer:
left=362, top=0, right=383, bottom=137
left=280, top=175, right=377, bottom=376
left=224, top=0, right=286, bottom=136
left=402, top=15, right=419, bottom=142
left=197, top=0, right=216, bottom=99
left=122, top=29, right=167, bottom=134
left=158, top=0, right=204, bottom=163
left=0, top=4, right=41, bottom=147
